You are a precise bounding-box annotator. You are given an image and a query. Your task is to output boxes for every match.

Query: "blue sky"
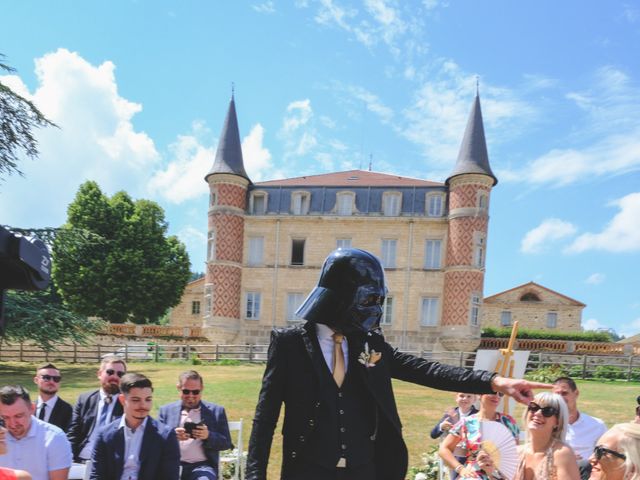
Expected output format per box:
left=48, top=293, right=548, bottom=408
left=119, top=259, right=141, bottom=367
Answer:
left=1, top=1, right=639, bottom=336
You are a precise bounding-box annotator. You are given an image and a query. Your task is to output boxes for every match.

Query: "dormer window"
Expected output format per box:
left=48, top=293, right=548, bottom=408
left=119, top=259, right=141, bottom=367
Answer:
left=336, top=192, right=355, bottom=216
left=427, top=193, right=444, bottom=217
left=382, top=192, right=402, bottom=216
left=520, top=292, right=541, bottom=302
left=250, top=192, right=267, bottom=215
left=291, top=191, right=310, bottom=215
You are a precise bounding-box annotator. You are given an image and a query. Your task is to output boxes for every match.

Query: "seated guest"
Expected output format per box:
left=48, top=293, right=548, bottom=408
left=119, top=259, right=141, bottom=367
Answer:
left=159, top=370, right=233, bottom=480
left=90, top=372, right=180, bottom=480
left=32, top=363, right=73, bottom=433
left=67, top=355, right=126, bottom=462
left=0, top=385, right=71, bottom=480
left=439, top=392, right=519, bottom=479
left=589, top=422, right=640, bottom=480
left=514, top=392, right=580, bottom=479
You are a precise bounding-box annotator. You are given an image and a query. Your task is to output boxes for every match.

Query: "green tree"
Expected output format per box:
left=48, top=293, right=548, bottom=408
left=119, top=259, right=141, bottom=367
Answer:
left=0, top=54, right=56, bottom=178
left=53, top=181, right=191, bottom=323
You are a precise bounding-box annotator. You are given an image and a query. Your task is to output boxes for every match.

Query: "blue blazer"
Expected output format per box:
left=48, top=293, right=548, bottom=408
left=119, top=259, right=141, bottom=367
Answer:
left=158, top=400, right=233, bottom=473
left=89, top=416, right=180, bottom=480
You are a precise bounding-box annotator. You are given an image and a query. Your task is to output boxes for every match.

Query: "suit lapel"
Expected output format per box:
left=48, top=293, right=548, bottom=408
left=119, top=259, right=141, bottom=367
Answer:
left=301, top=322, right=333, bottom=388
left=138, top=418, right=156, bottom=478
left=114, top=426, right=126, bottom=479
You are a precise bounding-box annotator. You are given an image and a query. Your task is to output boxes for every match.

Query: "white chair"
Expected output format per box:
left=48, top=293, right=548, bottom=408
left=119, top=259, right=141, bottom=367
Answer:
left=219, top=419, right=244, bottom=480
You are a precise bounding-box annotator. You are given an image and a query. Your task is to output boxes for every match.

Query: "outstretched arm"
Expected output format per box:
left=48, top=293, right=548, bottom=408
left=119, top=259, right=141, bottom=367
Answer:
left=491, top=376, right=551, bottom=404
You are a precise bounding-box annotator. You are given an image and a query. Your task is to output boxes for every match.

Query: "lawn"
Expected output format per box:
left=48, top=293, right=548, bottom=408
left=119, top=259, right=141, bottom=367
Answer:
left=1, top=361, right=636, bottom=479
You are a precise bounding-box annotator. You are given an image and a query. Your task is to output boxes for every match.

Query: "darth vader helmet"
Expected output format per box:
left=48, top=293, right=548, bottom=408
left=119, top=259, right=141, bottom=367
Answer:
left=295, top=248, right=387, bottom=333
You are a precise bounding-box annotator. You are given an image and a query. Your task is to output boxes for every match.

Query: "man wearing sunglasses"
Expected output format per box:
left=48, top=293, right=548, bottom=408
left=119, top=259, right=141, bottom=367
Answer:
left=33, top=363, right=73, bottom=433
left=67, top=355, right=127, bottom=463
left=159, top=370, right=233, bottom=480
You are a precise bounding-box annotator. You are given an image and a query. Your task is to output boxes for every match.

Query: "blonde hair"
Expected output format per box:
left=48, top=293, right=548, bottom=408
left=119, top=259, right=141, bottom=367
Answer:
left=522, top=392, right=569, bottom=444
left=612, top=423, right=640, bottom=480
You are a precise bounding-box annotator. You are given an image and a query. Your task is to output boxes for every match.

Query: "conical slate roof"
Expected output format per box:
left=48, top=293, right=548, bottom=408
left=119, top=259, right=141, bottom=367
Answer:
left=446, top=94, right=497, bottom=186
left=205, top=96, right=250, bottom=182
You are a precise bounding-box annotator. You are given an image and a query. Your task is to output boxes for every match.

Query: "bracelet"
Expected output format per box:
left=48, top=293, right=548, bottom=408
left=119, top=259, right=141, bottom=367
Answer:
left=454, top=465, right=464, bottom=473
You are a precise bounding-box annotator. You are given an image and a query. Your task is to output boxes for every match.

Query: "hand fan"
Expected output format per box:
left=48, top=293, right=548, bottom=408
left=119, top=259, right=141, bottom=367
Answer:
left=478, top=420, right=519, bottom=480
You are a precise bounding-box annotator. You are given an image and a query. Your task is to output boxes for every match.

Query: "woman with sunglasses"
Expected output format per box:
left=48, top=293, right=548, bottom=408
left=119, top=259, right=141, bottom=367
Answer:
left=589, top=422, right=640, bottom=480
left=514, top=392, right=580, bottom=479
left=439, top=392, right=520, bottom=479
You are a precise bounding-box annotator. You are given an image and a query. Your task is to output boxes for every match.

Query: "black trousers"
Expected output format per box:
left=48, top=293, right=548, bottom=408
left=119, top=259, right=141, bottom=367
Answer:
left=282, top=459, right=376, bottom=480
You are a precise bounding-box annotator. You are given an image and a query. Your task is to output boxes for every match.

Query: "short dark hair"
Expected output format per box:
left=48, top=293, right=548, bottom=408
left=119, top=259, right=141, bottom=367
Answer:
left=178, top=370, right=203, bottom=387
left=553, top=376, right=577, bottom=391
left=0, top=385, right=31, bottom=406
left=36, top=362, right=59, bottom=373
left=119, top=373, right=153, bottom=394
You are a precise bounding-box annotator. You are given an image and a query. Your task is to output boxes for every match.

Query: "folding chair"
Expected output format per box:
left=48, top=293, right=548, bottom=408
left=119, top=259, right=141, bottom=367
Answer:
left=219, top=419, right=244, bottom=480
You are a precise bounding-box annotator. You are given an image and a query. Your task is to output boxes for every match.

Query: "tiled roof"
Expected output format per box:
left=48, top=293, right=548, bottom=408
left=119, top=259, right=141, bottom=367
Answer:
left=484, top=281, right=586, bottom=306
left=254, top=170, right=443, bottom=187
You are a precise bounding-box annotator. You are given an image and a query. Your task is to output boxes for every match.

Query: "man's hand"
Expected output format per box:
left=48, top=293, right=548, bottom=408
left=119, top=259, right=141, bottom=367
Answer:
left=192, top=424, right=209, bottom=440
left=175, top=427, right=190, bottom=441
left=491, top=376, right=551, bottom=404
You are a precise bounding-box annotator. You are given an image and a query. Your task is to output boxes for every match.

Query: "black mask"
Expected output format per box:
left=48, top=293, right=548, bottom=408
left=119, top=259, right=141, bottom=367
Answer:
left=295, top=248, right=387, bottom=333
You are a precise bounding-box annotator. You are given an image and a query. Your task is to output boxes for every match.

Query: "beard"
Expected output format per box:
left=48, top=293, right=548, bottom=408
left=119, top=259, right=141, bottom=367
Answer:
left=103, top=382, right=121, bottom=395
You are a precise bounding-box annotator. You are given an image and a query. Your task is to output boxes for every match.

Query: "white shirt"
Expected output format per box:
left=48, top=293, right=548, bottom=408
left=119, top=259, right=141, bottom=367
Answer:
left=316, top=323, right=349, bottom=373
left=79, top=389, right=119, bottom=460
left=36, top=395, right=60, bottom=423
left=119, top=416, right=148, bottom=480
left=566, top=411, right=608, bottom=459
left=0, top=416, right=72, bottom=480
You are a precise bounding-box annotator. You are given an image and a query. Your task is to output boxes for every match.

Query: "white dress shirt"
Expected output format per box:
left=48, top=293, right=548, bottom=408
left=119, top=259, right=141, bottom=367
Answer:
left=316, top=323, right=349, bottom=373
left=119, top=416, right=148, bottom=480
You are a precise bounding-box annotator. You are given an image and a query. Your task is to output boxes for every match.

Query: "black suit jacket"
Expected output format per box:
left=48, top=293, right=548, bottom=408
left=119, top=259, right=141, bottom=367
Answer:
left=67, top=389, right=124, bottom=461
left=89, top=416, right=180, bottom=480
left=246, top=322, right=497, bottom=480
left=47, top=396, right=73, bottom=433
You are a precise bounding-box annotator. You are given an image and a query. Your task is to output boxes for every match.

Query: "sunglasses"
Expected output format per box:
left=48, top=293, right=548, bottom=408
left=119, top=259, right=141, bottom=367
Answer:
left=181, top=389, right=201, bottom=396
left=527, top=402, right=558, bottom=418
left=489, top=392, right=505, bottom=398
left=105, top=369, right=125, bottom=378
left=40, top=374, right=61, bottom=383
left=593, top=445, right=626, bottom=462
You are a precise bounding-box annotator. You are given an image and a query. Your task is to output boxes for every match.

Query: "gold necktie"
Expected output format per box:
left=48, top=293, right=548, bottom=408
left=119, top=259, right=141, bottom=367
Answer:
left=332, top=333, right=345, bottom=387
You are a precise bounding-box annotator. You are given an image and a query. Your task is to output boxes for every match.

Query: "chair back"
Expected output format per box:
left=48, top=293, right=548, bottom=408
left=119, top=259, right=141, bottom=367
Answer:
left=219, top=418, right=244, bottom=480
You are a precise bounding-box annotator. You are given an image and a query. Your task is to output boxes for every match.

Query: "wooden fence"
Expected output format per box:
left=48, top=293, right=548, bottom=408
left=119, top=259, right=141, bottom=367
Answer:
left=1, top=342, right=640, bottom=381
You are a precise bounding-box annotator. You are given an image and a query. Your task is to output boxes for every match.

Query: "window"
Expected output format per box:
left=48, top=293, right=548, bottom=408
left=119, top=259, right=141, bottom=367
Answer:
left=470, top=294, right=481, bottom=327
left=382, top=192, right=402, bottom=216
left=547, top=312, right=558, bottom=328
left=209, top=191, right=217, bottom=207
left=191, top=301, right=201, bottom=315
left=500, top=311, right=512, bottom=327
left=473, top=232, right=486, bottom=268
left=478, top=191, right=488, bottom=211
left=427, top=194, right=444, bottom=217
left=246, top=292, right=261, bottom=319
left=381, top=239, right=397, bottom=268
left=424, top=239, right=442, bottom=269
left=207, top=231, right=215, bottom=261
left=286, top=293, right=305, bottom=322
left=520, top=292, right=541, bottom=302
left=291, top=192, right=310, bottom=215
left=421, top=297, right=439, bottom=326
left=336, top=238, right=352, bottom=249
left=251, top=192, right=267, bottom=214
left=204, top=284, right=213, bottom=318
left=381, top=296, right=393, bottom=325
left=291, top=238, right=305, bottom=265
left=336, top=192, right=354, bottom=215
left=248, top=236, right=264, bottom=266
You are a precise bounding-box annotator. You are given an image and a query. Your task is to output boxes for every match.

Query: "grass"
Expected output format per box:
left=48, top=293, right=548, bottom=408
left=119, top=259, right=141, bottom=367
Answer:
left=1, top=361, right=637, bottom=479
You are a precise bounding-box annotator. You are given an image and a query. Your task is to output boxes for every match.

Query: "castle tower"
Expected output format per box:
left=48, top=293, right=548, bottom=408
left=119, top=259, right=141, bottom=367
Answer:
left=439, top=94, right=497, bottom=351
left=203, top=95, right=251, bottom=341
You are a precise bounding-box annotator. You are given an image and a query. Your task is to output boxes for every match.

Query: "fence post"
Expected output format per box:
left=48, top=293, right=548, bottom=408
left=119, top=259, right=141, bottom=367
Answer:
left=459, top=351, right=464, bottom=368
left=73, top=343, right=78, bottom=363
left=97, top=344, right=102, bottom=362
left=628, top=355, right=634, bottom=382
left=582, top=355, right=588, bottom=379
left=154, top=343, right=159, bottom=363
left=186, top=344, right=190, bottom=362
left=215, top=344, right=219, bottom=361
left=249, top=344, right=254, bottom=363
left=538, top=352, right=543, bottom=370
left=19, top=342, right=23, bottom=362
left=124, top=344, right=129, bottom=364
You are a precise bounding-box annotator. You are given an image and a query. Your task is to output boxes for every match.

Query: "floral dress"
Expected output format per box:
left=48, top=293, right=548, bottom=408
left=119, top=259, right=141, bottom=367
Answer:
left=449, top=412, right=520, bottom=480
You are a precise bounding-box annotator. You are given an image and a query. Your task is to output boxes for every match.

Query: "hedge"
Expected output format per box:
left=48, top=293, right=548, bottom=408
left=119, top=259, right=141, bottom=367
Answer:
left=481, top=327, right=612, bottom=342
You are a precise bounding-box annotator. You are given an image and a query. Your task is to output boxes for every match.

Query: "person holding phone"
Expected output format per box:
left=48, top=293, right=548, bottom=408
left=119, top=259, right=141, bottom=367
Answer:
left=159, top=370, right=233, bottom=480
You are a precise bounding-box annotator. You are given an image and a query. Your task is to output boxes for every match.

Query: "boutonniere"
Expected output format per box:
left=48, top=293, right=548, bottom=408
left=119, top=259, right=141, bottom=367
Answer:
left=358, top=342, right=382, bottom=368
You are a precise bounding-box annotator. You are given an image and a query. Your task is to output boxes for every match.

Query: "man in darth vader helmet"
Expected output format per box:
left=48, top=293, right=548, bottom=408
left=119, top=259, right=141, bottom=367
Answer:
left=247, top=248, right=548, bottom=480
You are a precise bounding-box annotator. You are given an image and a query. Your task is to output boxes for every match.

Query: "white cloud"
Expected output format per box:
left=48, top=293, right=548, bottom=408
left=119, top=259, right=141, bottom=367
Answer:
left=582, top=318, right=606, bottom=331
left=520, top=218, right=578, bottom=254
left=252, top=1, right=276, bottom=14
left=0, top=49, right=159, bottom=228
left=282, top=99, right=313, bottom=133
left=347, top=85, right=394, bottom=123
left=242, top=123, right=279, bottom=181
left=566, top=192, right=640, bottom=253
left=279, top=99, right=319, bottom=159
left=585, top=273, right=606, bottom=285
